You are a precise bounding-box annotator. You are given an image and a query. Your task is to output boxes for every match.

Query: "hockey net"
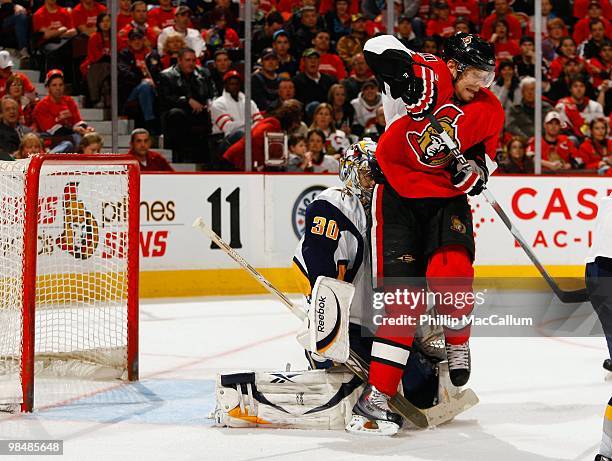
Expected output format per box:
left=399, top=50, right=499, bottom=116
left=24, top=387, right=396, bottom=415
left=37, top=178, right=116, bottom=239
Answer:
left=0, top=154, right=140, bottom=412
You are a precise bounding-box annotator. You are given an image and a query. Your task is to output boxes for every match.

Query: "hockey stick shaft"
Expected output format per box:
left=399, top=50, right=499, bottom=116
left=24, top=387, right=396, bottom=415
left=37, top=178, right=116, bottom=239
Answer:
left=192, top=217, right=429, bottom=428
left=193, top=217, right=306, bottom=320
left=426, top=114, right=588, bottom=303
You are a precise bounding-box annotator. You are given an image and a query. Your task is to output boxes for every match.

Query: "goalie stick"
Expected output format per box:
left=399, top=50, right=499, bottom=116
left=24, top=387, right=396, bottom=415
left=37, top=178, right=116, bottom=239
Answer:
left=193, top=217, right=478, bottom=428
left=426, top=114, right=589, bottom=304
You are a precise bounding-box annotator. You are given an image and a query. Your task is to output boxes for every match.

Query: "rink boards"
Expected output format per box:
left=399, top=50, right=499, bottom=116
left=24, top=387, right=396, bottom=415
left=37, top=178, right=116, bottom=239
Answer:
left=134, top=173, right=612, bottom=297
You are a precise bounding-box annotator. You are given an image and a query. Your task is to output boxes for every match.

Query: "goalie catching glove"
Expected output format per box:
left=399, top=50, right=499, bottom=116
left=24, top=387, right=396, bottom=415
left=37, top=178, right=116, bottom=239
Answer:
left=450, top=142, right=489, bottom=196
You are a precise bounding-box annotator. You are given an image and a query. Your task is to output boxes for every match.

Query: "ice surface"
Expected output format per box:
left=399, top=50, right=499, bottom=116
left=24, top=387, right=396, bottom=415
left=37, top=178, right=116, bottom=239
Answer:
left=0, top=296, right=609, bottom=461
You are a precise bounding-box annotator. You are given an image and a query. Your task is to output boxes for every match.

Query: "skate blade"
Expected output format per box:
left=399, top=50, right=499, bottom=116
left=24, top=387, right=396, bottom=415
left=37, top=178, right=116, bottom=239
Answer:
left=423, top=389, right=479, bottom=427
left=605, top=371, right=612, bottom=382
left=345, top=415, right=400, bottom=436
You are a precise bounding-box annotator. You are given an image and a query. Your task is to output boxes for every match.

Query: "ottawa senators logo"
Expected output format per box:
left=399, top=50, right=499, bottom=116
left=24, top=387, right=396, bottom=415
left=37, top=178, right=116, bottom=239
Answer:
left=450, top=215, right=467, bottom=234
left=56, top=182, right=100, bottom=260
left=406, top=104, right=464, bottom=168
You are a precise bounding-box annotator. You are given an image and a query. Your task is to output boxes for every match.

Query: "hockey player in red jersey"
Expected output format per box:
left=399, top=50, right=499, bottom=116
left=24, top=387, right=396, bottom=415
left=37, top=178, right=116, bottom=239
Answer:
left=347, top=33, right=504, bottom=435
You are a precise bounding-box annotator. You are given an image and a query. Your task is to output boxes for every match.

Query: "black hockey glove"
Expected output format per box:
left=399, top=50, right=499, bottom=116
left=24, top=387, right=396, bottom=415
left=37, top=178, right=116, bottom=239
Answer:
left=389, top=72, right=426, bottom=106
left=449, top=143, right=489, bottom=196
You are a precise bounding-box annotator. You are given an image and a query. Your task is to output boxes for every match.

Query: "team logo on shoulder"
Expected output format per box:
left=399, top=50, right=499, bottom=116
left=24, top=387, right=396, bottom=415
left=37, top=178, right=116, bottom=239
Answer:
left=406, top=104, right=464, bottom=168
left=450, top=215, right=466, bottom=234
left=292, top=186, right=327, bottom=238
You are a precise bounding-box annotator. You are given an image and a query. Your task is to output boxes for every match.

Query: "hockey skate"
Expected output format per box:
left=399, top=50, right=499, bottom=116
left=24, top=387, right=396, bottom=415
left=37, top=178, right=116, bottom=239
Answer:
left=445, top=341, right=471, bottom=387
left=346, top=384, right=403, bottom=436
left=595, top=455, right=612, bottom=461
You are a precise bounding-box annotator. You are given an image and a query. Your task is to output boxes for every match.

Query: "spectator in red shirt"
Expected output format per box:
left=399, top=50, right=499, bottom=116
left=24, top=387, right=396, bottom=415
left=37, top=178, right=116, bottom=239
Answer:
left=481, top=0, right=523, bottom=41
left=299, top=30, right=347, bottom=81
left=118, top=1, right=158, bottom=51
left=490, top=19, right=520, bottom=63
left=573, top=1, right=612, bottom=46
left=579, top=19, right=610, bottom=61
left=590, top=40, right=612, bottom=89
left=576, top=118, right=612, bottom=170
left=71, top=0, right=106, bottom=36
left=80, top=12, right=111, bottom=108
left=33, top=0, right=77, bottom=77
left=527, top=110, right=578, bottom=172
left=128, top=128, right=174, bottom=171
left=148, top=0, right=176, bottom=34
left=426, top=1, right=456, bottom=38
left=0, top=51, right=36, bottom=100
left=319, top=0, right=359, bottom=16
left=203, top=6, right=241, bottom=52
left=5, top=74, right=37, bottom=128
left=450, top=0, right=479, bottom=28
left=555, top=77, right=605, bottom=141
left=117, top=0, right=132, bottom=31
left=224, top=99, right=303, bottom=171
left=549, top=37, right=583, bottom=81
left=32, top=69, right=94, bottom=152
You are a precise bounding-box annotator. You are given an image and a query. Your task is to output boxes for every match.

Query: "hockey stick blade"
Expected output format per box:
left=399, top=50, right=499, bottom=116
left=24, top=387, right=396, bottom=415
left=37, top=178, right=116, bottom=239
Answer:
left=192, top=217, right=430, bottom=428
left=425, top=115, right=589, bottom=304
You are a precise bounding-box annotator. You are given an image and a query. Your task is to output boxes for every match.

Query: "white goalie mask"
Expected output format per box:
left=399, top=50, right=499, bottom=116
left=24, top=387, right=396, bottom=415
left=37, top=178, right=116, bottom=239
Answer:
left=339, top=138, right=378, bottom=205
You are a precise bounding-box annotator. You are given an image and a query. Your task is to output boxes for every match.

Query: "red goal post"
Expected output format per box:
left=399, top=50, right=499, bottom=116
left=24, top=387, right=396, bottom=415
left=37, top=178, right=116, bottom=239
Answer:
left=0, top=154, right=140, bottom=412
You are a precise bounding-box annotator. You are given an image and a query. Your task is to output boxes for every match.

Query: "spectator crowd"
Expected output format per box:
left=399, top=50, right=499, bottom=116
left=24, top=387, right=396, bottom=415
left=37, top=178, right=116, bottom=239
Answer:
left=0, top=0, right=610, bottom=174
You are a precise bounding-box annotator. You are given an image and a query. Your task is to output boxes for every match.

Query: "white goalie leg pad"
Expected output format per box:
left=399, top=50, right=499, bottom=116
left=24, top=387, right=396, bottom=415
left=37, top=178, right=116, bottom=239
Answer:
left=214, top=368, right=363, bottom=430
left=296, top=276, right=354, bottom=363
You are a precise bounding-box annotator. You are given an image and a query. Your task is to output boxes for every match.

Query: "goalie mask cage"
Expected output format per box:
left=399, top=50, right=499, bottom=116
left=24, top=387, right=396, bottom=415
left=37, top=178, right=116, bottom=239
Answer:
left=0, top=154, right=140, bottom=412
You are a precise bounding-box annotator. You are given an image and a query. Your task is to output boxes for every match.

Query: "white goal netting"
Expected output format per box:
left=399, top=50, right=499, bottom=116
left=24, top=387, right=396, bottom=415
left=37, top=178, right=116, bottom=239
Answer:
left=0, top=157, right=137, bottom=410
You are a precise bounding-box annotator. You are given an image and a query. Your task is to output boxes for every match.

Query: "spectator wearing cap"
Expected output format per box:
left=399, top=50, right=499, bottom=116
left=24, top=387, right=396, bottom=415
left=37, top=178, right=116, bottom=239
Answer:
left=426, top=1, right=456, bottom=38
left=80, top=12, right=111, bottom=108
left=555, top=77, right=605, bottom=141
left=252, top=11, right=285, bottom=61
left=300, top=30, right=346, bottom=81
left=396, top=14, right=422, bottom=51
left=0, top=97, right=32, bottom=159
left=273, top=30, right=299, bottom=77
left=578, top=19, right=610, bottom=61
left=33, top=0, right=77, bottom=76
left=32, top=70, right=94, bottom=152
left=336, top=13, right=368, bottom=67
left=293, top=48, right=338, bottom=111
left=481, top=0, right=523, bottom=41
left=211, top=70, right=263, bottom=145
left=527, top=111, right=578, bottom=172
left=289, top=6, right=320, bottom=58
left=224, top=99, right=303, bottom=171
left=573, top=1, right=612, bottom=47
left=209, top=49, right=233, bottom=96
left=324, top=0, right=352, bottom=46
left=513, top=36, right=536, bottom=78
left=118, top=1, right=159, bottom=51
left=71, top=0, right=106, bottom=37
left=158, top=47, right=216, bottom=163
left=118, top=29, right=157, bottom=133
left=506, top=77, right=553, bottom=139
left=252, top=48, right=280, bottom=111
left=148, top=0, right=176, bottom=34
left=490, top=19, right=520, bottom=63
left=342, top=53, right=373, bottom=102
left=0, top=51, right=36, bottom=101
left=350, top=79, right=382, bottom=137
left=157, top=6, right=206, bottom=58
left=128, top=128, right=174, bottom=171
left=0, top=0, right=29, bottom=59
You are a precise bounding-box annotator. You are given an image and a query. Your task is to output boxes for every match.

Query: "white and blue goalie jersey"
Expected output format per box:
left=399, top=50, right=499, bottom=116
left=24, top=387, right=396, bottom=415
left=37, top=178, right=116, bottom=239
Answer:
left=293, top=187, right=372, bottom=325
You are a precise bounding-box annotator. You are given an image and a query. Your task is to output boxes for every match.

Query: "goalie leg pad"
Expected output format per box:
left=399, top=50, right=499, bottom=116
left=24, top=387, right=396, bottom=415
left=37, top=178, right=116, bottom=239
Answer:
left=296, top=276, right=355, bottom=364
left=215, top=369, right=363, bottom=430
